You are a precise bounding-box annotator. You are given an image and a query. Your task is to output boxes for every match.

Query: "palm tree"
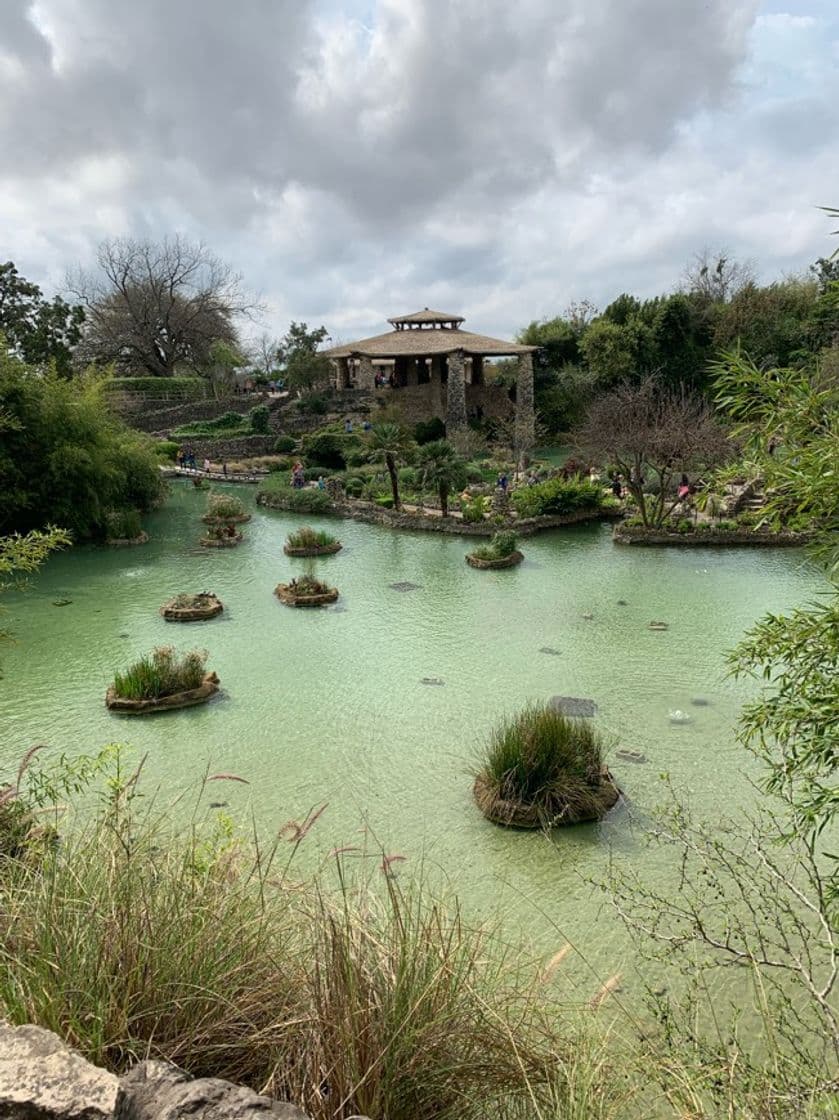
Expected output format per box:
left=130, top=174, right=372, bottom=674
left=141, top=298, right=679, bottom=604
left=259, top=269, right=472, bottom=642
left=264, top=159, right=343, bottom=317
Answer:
left=416, top=439, right=467, bottom=518
left=365, top=422, right=415, bottom=511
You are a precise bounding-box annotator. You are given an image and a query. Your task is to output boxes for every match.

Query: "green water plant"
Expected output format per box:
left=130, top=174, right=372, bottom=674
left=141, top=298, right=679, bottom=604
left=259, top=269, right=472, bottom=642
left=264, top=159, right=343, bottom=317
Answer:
left=111, top=647, right=207, bottom=701
left=474, top=702, right=619, bottom=828
left=470, top=531, right=519, bottom=562
left=284, top=527, right=341, bottom=556
left=204, top=491, right=248, bottom=522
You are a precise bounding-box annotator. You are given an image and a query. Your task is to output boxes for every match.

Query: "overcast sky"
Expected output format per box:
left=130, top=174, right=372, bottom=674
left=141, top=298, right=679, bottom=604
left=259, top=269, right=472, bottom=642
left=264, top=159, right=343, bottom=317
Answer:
left=2, top=0, right=838, bottom=344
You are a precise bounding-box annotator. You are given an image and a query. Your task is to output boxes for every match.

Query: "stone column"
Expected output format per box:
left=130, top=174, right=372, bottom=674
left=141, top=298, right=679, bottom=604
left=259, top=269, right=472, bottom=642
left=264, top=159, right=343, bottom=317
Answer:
left=406, top=358, right=419, bottom=386
left=430, top=355, right=445, bottom=418
left=515, top=351, right=535, bottom=453
left=470, top=355, right=484, bottom=386
left=335, top=357, right=350, bottom=390
left=357, top=354, right=375, bottom=391
left=446, top=349, right=467, bottom=436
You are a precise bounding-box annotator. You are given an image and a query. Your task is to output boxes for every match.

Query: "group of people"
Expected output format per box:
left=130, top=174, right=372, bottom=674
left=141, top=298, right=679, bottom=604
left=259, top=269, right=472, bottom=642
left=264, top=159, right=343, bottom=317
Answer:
left=291, top=461, right=325, bottom=490
left=343, top=418, right=372, bottom=433
left=176, top=449, right=228, bottom=477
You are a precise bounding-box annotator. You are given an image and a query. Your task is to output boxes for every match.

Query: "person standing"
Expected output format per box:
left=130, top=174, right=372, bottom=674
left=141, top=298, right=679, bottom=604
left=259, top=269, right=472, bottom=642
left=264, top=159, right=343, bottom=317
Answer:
left=611, top=474, right=623, bottom=500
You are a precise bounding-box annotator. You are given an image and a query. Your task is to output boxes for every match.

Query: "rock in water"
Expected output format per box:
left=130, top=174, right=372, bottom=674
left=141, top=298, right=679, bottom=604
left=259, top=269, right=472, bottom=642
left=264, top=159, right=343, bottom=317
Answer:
left=550, top=696, right=598, bottom=718
left=0, top=1022, right=118, bottom=1120
left=690, top=697, right=711, bottom=707
left=116, top=1060, right=310, bottom=1119
left=420, top=677, right=445, bottom=686
left=389, top=581, right=422, bottom=592
left=539, top=647, right=562, bottom=656
left=615, top=749, right=647, bottom=764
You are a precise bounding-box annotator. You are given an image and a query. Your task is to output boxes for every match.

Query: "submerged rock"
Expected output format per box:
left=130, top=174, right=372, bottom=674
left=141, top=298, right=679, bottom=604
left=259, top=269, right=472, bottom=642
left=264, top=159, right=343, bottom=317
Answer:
left=539, top=647, right=562, bottom=656
left=52, top=598, right=73, bottom=607
left=615, top=749, right=647, bottom=764
left=690, top=697, right=711, bottom=707
left=616, top=599, right=628, bottom=606
left=549, top=696, right=598, bottom=718
left=389, top=581, right=422, bottom=592
left=668, top=710, right=691, bottom=724
left=0, top=1021, right=118, bottom=1120
left=420, top=677, right=445, bottom=686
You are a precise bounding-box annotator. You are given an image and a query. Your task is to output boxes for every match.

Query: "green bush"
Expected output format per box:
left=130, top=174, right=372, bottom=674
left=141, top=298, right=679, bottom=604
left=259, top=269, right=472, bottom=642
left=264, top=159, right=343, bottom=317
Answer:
left=103, top=377, right=207, bottom=399
left=153, top=440, right=179, bottom=461
left=397, top=467, right=418, bottom=487
left=112, top=647, right=207, bottom=700
left=717, top=519, right=739, bottom=532
left=673, top=518, right=695, bottom=533
left=296, top=393, right=328, bottom=415
left=205, top=491, right=246, bottom=521
left=173, top=411, right=249, bottom=438
left=287, top=489, right=332, bottom=513
left=512, top=477, right=604, bottom=519
left=472, top=531, right=518, bottom=561
left=460, top=496, right=487, bottom=524
left=374, top=494, right=394, bottom=509
left=413, top=417, right=446, bottom=444
left=105, top=509, right=143, bottom=540
left=302, top=429, right=362, bottom=470
left=286, top=527, right=339, bottom=550
left=248, top=404, right=270, bottom=433
left=476, top=702, right=609, bottom=820
left=344, top=475, right=365, bottom=497
left=274, top=435, right=296, bottom=453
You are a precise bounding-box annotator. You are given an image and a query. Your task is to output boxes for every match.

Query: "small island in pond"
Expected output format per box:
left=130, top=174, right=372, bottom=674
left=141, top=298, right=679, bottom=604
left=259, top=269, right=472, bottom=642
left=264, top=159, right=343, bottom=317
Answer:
left=106, top=647, right=220, bottom=713
left=283, top=526, right=342, bottom=557
left=160, top=592, right=224, bottom=621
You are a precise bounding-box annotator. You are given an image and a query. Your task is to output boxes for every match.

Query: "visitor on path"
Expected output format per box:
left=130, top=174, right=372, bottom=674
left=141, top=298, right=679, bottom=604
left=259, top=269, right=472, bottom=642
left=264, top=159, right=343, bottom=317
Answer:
left=497, top=473, right=509, bottom=493
left=589, top=466, right=600, bottom=484
left=677, top=474, right=690, bottom=501
left=344, top=418, right=353, bottom=433
left=611, top=474, right=623, bottom=500
left=363, top=419, right=372, bottom=431
left=203, top=458, right=211, bottom=473
left=317, top=476, right=325, bottom=490
left=292, top=462, right=305, bottom=489
left=222, top=461, right=228, bottom=477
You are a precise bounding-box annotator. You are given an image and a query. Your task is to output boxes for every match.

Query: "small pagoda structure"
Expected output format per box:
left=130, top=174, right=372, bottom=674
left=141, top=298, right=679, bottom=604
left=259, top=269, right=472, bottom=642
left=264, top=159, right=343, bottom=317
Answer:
left=322, top=308, right=537, bottom=449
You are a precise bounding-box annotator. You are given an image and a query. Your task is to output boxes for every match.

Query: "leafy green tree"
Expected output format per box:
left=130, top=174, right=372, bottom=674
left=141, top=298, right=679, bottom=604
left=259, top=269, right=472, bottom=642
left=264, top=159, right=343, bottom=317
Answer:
left=0, top=262, right=84, bottom=377
left=279, top=322, right=332, bottom=392
left=416, top=440, right=466, bottom=518
left=365, top=423, right=415, bottom=511
left=0, top=349, right=164, bottom=537
left=578, top=317, right=650, bottom=387
left=713, top=279, right=819, bottom=368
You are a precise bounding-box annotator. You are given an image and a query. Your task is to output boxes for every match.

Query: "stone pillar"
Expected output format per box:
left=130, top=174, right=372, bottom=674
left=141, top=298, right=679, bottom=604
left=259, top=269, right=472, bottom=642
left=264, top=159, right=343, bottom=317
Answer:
left=446, top=349, right=467, bottom=436
left=430, top=355, right=445, bottom=418
left=406, top=358, right=419, bottom=386
left=515, top=351, right=535, bottom=452
left=357, top=354, right=375, bottom=391
left=470, top=355, right=484, bottom=386
left=394, top=355, right=408, bottom=387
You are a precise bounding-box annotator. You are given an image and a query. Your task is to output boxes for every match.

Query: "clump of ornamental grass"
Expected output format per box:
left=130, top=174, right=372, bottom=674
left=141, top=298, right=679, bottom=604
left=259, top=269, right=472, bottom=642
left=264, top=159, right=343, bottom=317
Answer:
left=111, top=646, right=207, bottom=701
left=474, top=703, right=618, bottom=827
left=471, top=530, right=519, bottom=562
left=0, top=751, right=612, bottom=1120
left=104, top=509, right=143, bottom=540
left=287, top=574, right=332, bottom=596
left=204, top=491, right=247, bottom=521
left=285, top=526, right=339, bottom=551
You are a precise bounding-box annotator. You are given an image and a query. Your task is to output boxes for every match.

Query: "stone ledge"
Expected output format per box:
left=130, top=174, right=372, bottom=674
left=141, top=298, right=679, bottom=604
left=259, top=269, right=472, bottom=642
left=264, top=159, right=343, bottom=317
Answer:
left=275, top=583, right=339, bottom=608
left=200, top=533, right=244, bottom=548
left=283, top=542, right=342, bottom=557
left=465, top=550, right=524, bottom=569
left=613, top=525, right=811, bottom=547
left=473, top=770, right=621, bottom=829
left=160, top=595, right=224, bottom=622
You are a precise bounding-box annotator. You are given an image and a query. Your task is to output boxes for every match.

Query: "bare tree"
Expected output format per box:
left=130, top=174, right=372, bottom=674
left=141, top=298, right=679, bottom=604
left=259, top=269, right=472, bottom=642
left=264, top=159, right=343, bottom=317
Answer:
left=249, top=332, right=282, bottom=379
left=683, top=247, right=756, bottom=304
left=67, top=236, right=259, bottom=377
left=576, top=378, right=733, bottom=527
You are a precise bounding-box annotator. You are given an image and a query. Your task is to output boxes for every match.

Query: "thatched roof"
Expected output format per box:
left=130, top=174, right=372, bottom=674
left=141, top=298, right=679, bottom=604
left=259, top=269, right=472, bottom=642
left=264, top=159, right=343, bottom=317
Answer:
left=388, top=308, right=464, bottom=327
left=323, top=313, right=535, bottom=359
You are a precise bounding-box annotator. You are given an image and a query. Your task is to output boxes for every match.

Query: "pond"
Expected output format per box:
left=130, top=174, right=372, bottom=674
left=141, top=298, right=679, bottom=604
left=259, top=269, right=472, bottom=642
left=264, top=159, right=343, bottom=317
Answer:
left=0, top=481, right=823, bottom=982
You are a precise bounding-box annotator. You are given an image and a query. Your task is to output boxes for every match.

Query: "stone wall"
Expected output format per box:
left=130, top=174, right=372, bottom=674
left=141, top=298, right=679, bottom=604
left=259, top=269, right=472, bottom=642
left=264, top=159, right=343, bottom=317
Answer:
left=127, top=396, right=270, bottom=434
left=613, top=525, right=810, bottom=547
left=173, top=434, right=278, bottom=459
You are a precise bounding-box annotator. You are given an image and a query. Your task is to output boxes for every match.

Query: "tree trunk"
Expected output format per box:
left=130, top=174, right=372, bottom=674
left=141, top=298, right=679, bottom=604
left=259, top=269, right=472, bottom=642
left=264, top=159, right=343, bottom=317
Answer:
left=386, top=453, right=401, bottom=511
left=439, top=484, right=449, bottom=518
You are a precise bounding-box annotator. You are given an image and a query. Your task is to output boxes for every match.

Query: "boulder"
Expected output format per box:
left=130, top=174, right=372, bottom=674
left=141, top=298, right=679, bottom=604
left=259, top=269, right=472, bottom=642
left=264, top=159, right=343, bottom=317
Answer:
left=115, top=1061, right=309, bottom=1120
left=0, top=1022, right=118, bottom=1120
left=549, top=696, right=597, bottom=718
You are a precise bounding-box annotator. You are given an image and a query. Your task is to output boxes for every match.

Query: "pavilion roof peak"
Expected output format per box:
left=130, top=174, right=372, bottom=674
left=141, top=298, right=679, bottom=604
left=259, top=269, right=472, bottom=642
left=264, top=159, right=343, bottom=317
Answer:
left=388, top=308, right=465, bottom=329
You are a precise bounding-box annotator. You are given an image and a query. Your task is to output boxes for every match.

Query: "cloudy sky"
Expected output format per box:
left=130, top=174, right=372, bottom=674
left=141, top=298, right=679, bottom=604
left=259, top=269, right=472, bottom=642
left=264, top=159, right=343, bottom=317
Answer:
left=2, top=0, right=838, bottom=344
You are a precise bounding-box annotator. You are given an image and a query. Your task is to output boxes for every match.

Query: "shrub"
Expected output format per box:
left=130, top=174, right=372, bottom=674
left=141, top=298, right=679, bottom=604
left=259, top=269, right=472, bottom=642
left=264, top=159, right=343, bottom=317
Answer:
left=248, top=404, right=270, bottom=433
left=374, top=494, right=394, bottom=509
left=153, top=440, right=180, bottom=461
left=287, top=489, right=332, bottom=514
left=476, top=702, right=610, bottom=821
left=302, top=429, right=362, bottom=470
left=273, top=435, right=296, bottom=453
left=413, top=417, right=446, bottom=444
left=296, top=393, right=328, bottom=415
left=672, top=518, right=694, bottom=533
left=344, top=475, right=365, bottom=497
left=472, top=531, right=518, bottom=561
left=286, top=527, right=339, bottom=550
left=512, top=477, right=604, bottom=519
left=111, top=647, right=207, bottom=700
left=205, top=491, right=246, bottom=521
left=397, top=466, right=418, bottom=487
left=460, top=496, right=486, bottom=524
left=173, top=412, right=249, bottom=438
left=104, top=509, right=143, bottom=540
left=717, top=519, right=739, bottom=531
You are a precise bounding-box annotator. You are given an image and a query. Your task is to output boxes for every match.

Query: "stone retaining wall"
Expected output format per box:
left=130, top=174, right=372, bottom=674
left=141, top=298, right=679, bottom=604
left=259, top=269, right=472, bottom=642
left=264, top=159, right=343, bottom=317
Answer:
left=172, top=434, right=278, bottom=459
left=613, top=526, right=810, bottom=547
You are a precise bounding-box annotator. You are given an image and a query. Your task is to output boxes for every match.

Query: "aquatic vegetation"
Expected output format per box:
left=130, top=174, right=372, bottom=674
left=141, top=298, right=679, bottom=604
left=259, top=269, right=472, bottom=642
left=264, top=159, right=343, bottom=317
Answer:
left=104, top=509, right=143, bottom=540
left=204, top=491, right=247, bottom=522
left=470, top=531, right=519, bottom=562
left=111, top=647, right=207, bottom=701
left=284, top=527, right=340, bottom=552
left=474, top=702, right=618, bottom=827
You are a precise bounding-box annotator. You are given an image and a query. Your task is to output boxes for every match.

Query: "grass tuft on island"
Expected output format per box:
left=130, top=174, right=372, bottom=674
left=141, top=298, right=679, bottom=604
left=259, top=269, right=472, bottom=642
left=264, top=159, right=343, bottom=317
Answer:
left=275, top=573, right=339, bottom=607
left=474, top=702, right=619, bottom=828
left=284, top=527, right=342, bottom=556
left=203, top=491, right=250, bottom=523
left=112, top=646, right=207, bottom=701
left=466, top=531, right=523, bottom=569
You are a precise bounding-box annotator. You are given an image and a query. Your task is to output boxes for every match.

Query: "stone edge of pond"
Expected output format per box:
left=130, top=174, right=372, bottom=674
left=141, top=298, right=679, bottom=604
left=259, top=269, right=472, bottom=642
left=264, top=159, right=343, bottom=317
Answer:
left=256, top=494, right=619, bottom=537
left=613, top=526, right=812, bottom=547
left=472, top=770, right=621, bottom=828
left=465, top=550, right=524, bottom=569
left=105, top=672, right=220, bottom=713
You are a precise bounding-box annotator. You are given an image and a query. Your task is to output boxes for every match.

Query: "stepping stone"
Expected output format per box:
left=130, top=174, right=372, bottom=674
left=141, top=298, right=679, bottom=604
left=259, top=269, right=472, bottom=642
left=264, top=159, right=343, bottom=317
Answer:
left=648, top=621, right=669, bottom=631
left=390, top=581, right=422, bottom=592
left=550, top=696, right=598, bottom=718
left=581, top=612, right=594, bottom=620
left=668, top=710, right=691, bottom=724
left=539, top=647, right=562, bottom=656
left=690, top=697, right=711, bottom=707
left=420, top=677, right=445, bottom=686
left=615, top=749, right=647, bottom=764
left=51, top=598, right=72, bottom=607
left=209, top=801, right=228, bottom=809
left=616, top=599, right=628, bottom=606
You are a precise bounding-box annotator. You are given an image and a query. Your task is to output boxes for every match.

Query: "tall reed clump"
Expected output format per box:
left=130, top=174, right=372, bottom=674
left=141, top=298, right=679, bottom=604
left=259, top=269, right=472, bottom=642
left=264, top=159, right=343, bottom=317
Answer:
left=104, top=509, right=143, bottom=540
left=111, top=646, right=207, bottom=700
left=285, top=527, right=339, bottom=550
left=474, top=702, right=618, bottom=827
left=0, top=752, right=614, bottom=1119
left=205, top=491, right=247, bottom=521
left=471, top=530, right=519, bottom=562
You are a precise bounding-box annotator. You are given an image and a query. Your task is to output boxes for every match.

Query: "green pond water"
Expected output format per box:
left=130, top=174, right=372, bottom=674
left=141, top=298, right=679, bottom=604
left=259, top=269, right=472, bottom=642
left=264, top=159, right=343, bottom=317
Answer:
left=0, top=481, right=824, bottom=990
